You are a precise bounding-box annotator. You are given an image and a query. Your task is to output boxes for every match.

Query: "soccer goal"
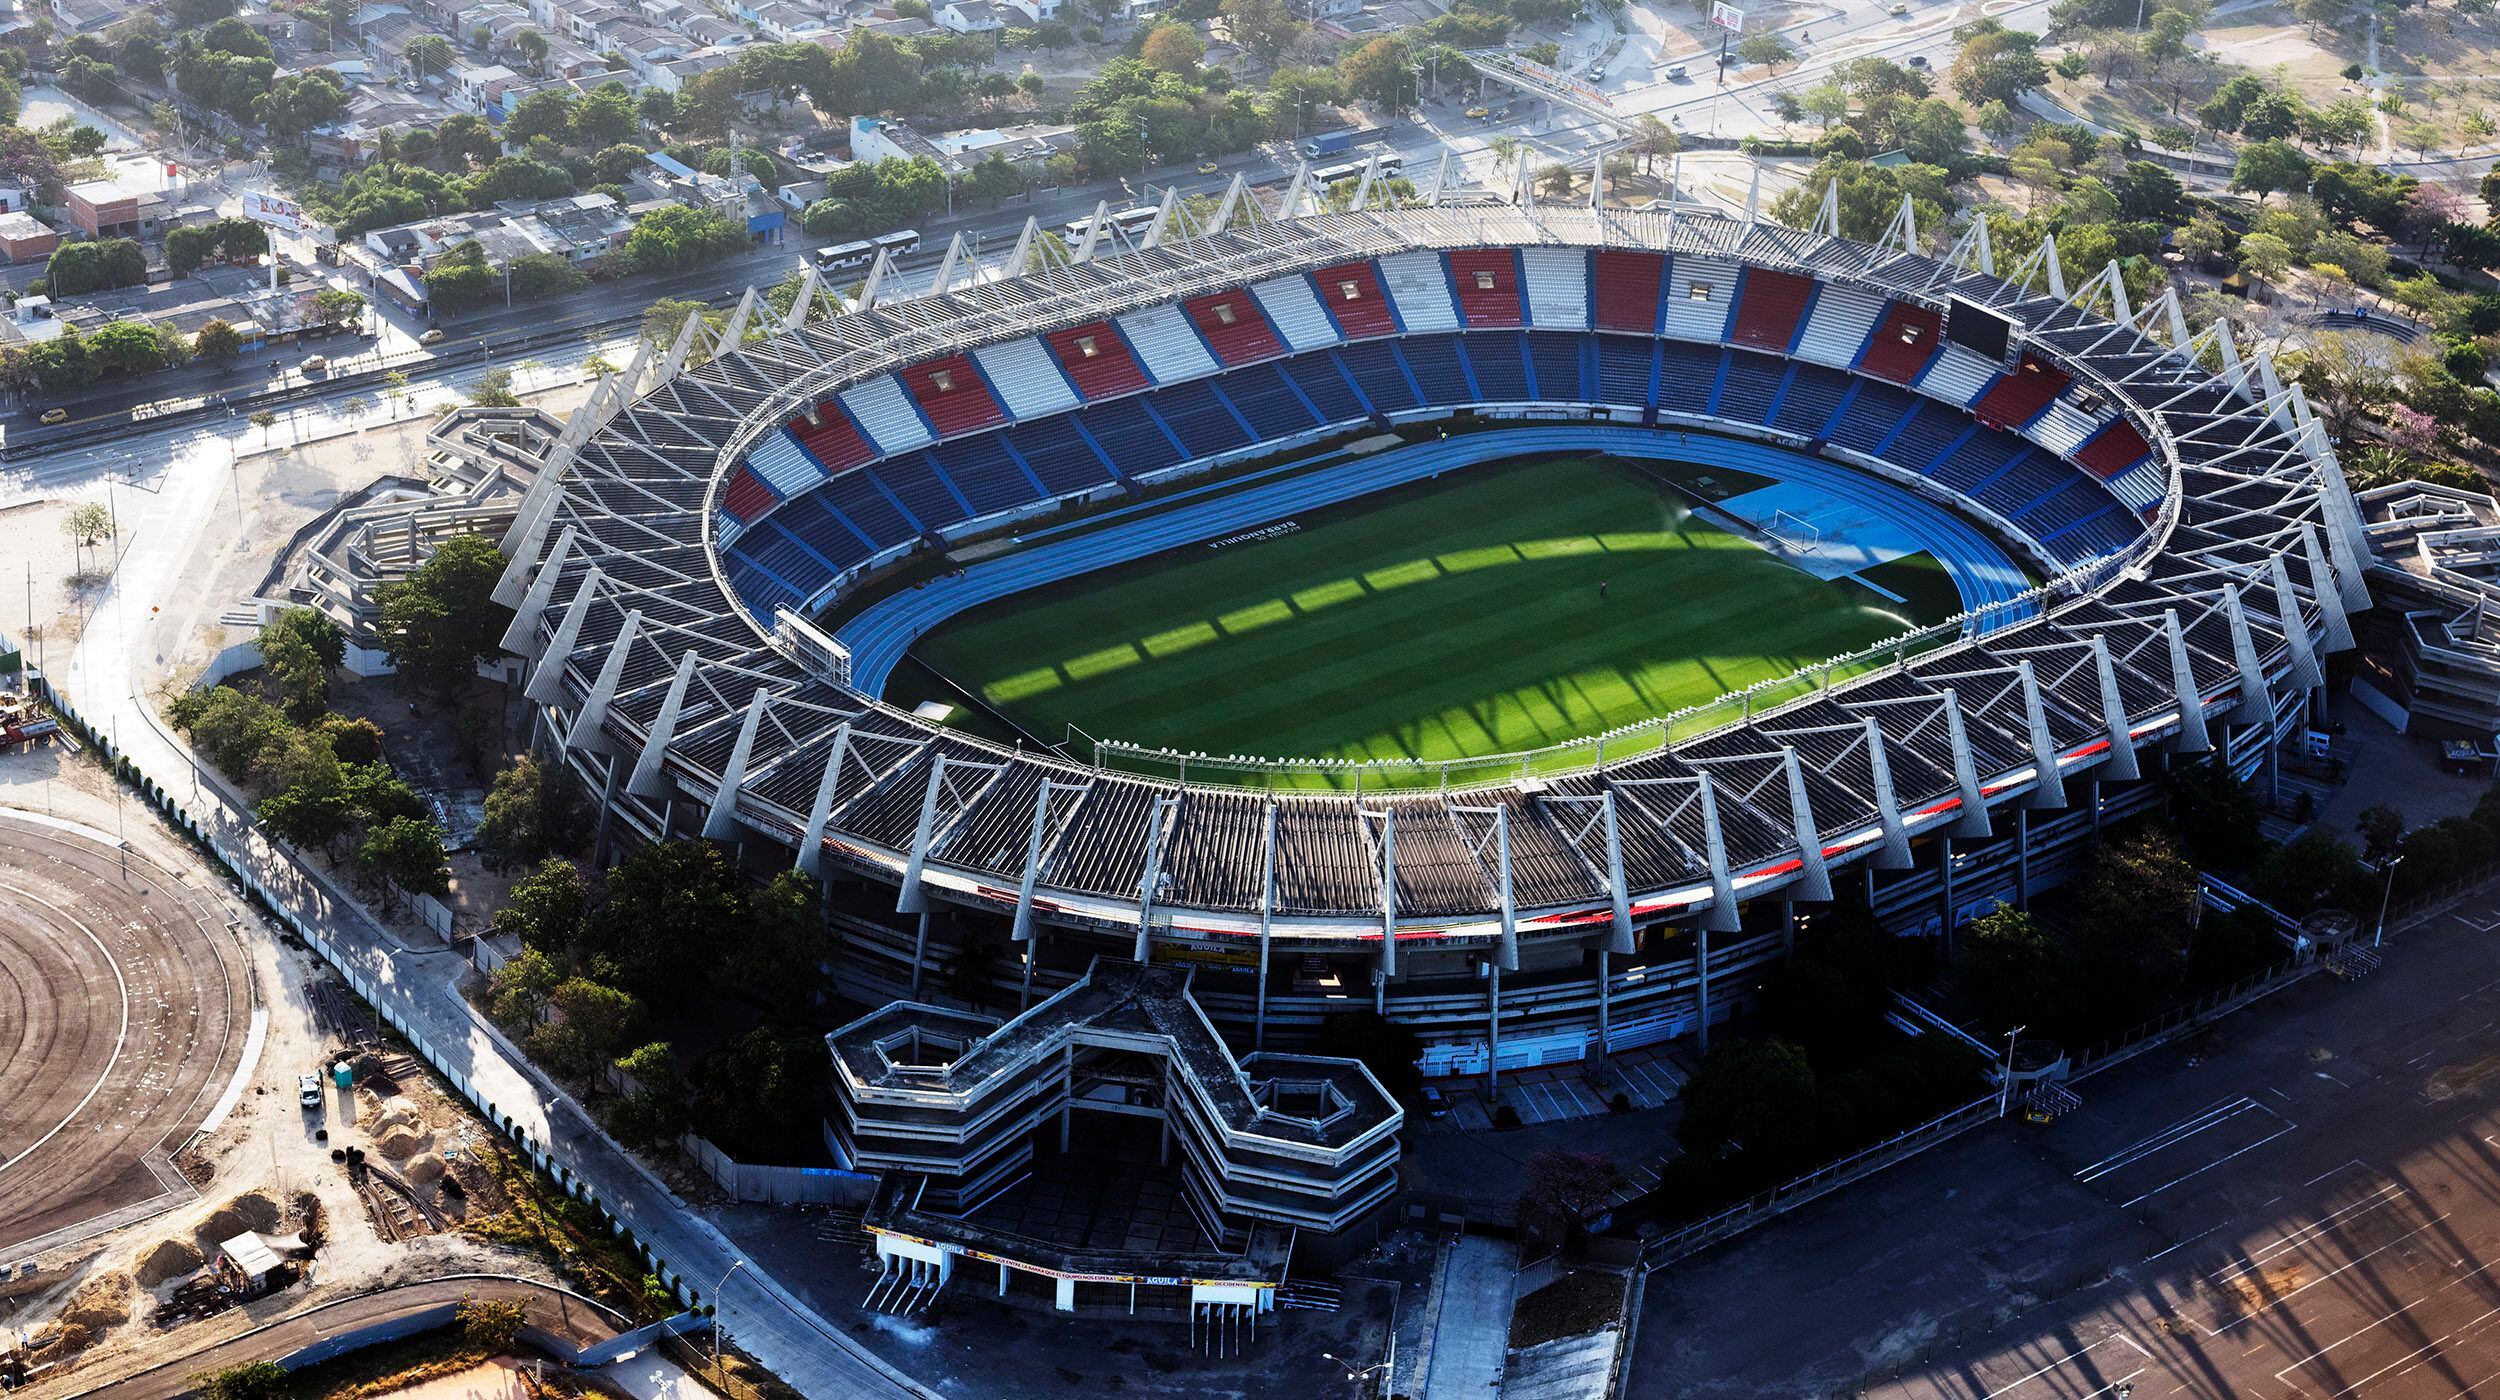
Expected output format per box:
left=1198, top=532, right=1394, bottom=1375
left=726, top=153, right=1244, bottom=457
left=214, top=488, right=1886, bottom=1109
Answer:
left=1767, top=508, right=1826, bottom=553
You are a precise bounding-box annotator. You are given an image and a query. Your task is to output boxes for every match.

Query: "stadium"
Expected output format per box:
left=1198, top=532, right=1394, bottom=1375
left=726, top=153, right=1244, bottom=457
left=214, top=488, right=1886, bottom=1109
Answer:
left=496, top=190, right=2364, bottom=1084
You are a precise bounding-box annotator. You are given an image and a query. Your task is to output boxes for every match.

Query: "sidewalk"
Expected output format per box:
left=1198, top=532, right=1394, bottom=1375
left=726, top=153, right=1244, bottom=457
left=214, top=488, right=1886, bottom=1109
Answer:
left=1422, top=1235, right=1518, bottom=1398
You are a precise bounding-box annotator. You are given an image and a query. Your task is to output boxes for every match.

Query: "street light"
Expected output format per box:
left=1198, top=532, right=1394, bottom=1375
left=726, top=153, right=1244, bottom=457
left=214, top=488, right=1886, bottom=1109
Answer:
left=1321, top=1352, right=1393, bottom=1393
left=1995, top=1024, right=2027, bottom=1117
left=711, top=1258, right=747, bottom=1372
left=2373, top=853, right=2405, bottom=948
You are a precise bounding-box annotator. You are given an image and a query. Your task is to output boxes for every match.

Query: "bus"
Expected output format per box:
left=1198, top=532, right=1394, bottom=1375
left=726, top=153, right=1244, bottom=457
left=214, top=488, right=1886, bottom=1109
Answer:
left=813, top=227, right=922, bottom=272
left=1063, top=206, right=1160, bottom=244
left=1313, top=153, right=1404, bottom=185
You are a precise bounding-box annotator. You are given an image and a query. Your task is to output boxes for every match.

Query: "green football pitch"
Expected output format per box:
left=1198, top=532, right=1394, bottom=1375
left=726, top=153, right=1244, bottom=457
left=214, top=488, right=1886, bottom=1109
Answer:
left=904, top=455, right=1962, bottom=770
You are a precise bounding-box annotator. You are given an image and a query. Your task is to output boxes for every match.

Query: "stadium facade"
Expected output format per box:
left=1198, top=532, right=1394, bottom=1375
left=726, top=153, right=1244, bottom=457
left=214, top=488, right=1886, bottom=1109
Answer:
left=497, top=197, right=2364, bottom=1089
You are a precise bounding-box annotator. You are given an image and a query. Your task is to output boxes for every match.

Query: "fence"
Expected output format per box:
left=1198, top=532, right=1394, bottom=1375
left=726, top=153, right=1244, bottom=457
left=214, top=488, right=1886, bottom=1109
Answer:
left=677, top=1133, right=876, bottom=1207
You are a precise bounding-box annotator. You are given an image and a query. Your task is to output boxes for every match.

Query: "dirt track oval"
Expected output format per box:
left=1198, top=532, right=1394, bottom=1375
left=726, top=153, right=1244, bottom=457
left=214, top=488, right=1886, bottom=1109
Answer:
left=0, top=812, right=248, bottom=1259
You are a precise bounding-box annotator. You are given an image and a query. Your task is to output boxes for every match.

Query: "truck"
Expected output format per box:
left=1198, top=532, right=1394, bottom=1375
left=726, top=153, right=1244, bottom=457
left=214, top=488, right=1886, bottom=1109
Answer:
left=1301, top=130, right=1354, bottom=159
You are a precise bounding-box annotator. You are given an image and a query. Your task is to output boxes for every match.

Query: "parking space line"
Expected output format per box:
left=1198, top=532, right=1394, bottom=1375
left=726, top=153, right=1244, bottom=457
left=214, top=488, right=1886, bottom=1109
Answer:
left=2209, top=1213, right=2451, bottom=1336
left=2075, top=1097, right=2254, bottom=1184
left=2214, top=1180, right=2404, bottom=1283
left=2120, top=1120, right=2294, bottom=1207
left=2301, top=1301, right=2500, bottom=1397
left=1976, top=1334, right=2151, bottom=1398
left=2270, top=1259, right=2500, bottom=1386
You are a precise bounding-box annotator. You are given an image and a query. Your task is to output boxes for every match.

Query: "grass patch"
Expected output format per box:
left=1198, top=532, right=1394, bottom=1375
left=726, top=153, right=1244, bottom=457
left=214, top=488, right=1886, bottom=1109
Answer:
left=909, top=454, right=1959, bottom=772
left=245, top=1326, right=499, bottom=1399
left=465, top=1146, right=675, bottom=1321
left=1508, top=1269, right=1629, bottom=1350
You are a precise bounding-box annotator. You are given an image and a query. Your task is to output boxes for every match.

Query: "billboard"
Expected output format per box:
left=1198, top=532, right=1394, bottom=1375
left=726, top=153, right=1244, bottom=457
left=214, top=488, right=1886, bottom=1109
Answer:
left=240, top=190, right=321, bottom=239
left=1709, top=1, right=1745, bottom=29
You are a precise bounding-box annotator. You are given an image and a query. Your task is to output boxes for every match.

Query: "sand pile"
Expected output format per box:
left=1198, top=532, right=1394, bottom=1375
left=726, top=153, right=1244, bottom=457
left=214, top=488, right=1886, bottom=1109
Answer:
left=402, top=1152, right=446, bottom=1187
left=196, top=1191, right=282, bottom=1244
left=375, top=1125, right=428, bottom=1161
left=134, top=1239, right=204, bottom=1287
left=59, top=1273, right=133, bottom=1335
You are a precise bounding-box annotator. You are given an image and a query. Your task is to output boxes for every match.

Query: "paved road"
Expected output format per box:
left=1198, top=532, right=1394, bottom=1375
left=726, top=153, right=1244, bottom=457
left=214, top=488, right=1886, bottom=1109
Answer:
left=34, top=1275, right=625, bottom=1399
left=1629, top=895, right=2500, bottom=1398
left=0, top=812, right=247, bottom=1260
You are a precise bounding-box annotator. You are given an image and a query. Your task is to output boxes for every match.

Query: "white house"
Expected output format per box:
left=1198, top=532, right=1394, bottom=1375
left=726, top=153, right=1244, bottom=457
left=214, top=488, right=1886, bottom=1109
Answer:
left=934, top=0, right=1006, bottom=31
left=1002, top=0, right=1058, bottom=20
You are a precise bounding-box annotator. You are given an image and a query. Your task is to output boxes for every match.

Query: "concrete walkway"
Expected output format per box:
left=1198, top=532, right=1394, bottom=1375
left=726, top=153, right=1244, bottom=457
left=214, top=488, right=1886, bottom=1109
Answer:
left=1422, top=1235, right=1519, bottom=1398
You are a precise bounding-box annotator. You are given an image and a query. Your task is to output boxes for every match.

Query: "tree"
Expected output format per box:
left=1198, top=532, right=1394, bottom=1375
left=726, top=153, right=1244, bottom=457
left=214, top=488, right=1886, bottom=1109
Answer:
left=1677, top=1038, right=1819, bottom=1164
left=1139, top=21, right=1203, bottom=74
left=2229, top=138, right=2312, bottom=202
left=1950, top=19, right=2049, bottom=107
left=515, top=28, right=550, bottom=70
left=374, top=532, right=511, bottom=695
left=467, top=368, right=520, bottom=407
left=311, top=288, right=367, bottom=330
left=45, top=238, right=147, bottom=295
left=189, top=319, right=242, bottom=363
left=64, top=501, right=111, bottom=573
left=590, top=839, right=748, bottom=994
left=2357, top=803, right=2408, bottom=865
left=724, top=869, right=835, bottom=1015
left=1977, top=99, right=2021, bottom=144
left=360, top=815, right=450, bottom=899
left=479, top=753, right=557, bottom=869
left=492, top=857, right=591, bottom=953
left=624, top=205, right=747, bottom=273
left=2142, top=6, right=2197, bottom=64
left=1338, top=35, right=1415, bottom=110
left=1960, top=905, right=2071, bottom=1035
left=505, top=252, right=588, bottom=301
left=686, top=1023, right=830, bottom=1161
left=259, top=607, right=344, bottom=720
left=2235, top=229, right=2295, bottom=290
left=192, top=1361, right=291, bottom=1400
left=1515, top=1149, right=1627, bottom=1239
left=422, top=242, right=497, bottom=318
left=967, top=153, right=1021, bottom=206
left=529, top=977, right=642, bottom=1077
left=607, top=1041, right=687, bottom=1146
left=406, top=33, right=454, bottom=79
left=88, top=320, right=180, bottom=377
left=1536, top=161, right=1577, bottom=199
left=457, top=1295, right=530, bottom=1352
left=256, top=69, right=347, bottom=138
left=572, top=82, right=638, bottom=148
left=1737, top=33, right=1794, bottom=70
left=1219, top=0, right=1300, bottom=63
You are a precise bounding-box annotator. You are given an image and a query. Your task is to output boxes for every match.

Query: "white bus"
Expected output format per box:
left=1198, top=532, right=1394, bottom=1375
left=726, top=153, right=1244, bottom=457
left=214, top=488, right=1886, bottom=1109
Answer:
left=814, top=227, right=923, bottom=272
left=1063, top=205, right=1160, bottom=244
left=872, top=227, right=922, bottom=257
left=1313, top=153, right=1404, bottom=185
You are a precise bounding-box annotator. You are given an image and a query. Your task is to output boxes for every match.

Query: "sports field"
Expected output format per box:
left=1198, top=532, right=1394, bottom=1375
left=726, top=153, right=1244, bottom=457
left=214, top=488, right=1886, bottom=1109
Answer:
left=906, top=455, right=1963, bottom=767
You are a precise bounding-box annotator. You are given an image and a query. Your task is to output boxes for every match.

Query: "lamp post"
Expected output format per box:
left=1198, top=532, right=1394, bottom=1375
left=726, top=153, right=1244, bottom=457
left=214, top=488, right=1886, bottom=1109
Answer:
left=1996, top=1024, right=2027, bottom=1117
left=2373, top=854, right=2405, bottom=948
left=711, top=1258, right=747, bottom=1372
left=1322, top=1352, right=1393, bottom=1396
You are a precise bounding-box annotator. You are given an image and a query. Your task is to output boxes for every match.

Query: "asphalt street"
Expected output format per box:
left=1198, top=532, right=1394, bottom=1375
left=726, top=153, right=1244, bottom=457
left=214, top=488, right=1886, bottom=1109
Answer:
left=1630, top=896, right=2500, bottom=1398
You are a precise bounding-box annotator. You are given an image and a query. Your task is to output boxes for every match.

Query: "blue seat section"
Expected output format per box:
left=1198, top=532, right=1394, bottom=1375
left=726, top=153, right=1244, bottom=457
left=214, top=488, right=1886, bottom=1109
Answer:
left=1925, top=430, right=2027, bottom=495
left=724, top=527, right=818, bottom=610
left=1972, top=450, right=2075, bottom=523
left=1594, top=333, right=1653, bottom=406
left=1655, top=342, right=1719, bottom=415
left=1011, top=413, right=1123, bottom=492
left=1467, top=332, right=1531, bottom=401
left=820, top=469, right=918, bottom=548
left=1218, top=362, right=1321, bottom=439
left=1337, top=341, right=1420, bottom=412
left=771, top=493, right=877, bottom=573
left=1285, top=354, right=1366, bottom=422
left=1772, top=363, right=1851, bottom=438
left=1150, top=379, right=1254, bottom=459
left=1714, top=350, right=1784, bottom=427
left=2012, top=477, right=2102, bottom=538
left=927, top=434, right=1049, bottom=515
left=1526, top=331, right=1585, bottom=402
left=871, top=460, right=967, bottom=532
left=1071, top=398, right=1181, bottom=476
left=2056, top=509, right=2142, bottom=562
left=1880, top=403, right=1967, bottom=473
left=1400, top=335, right=1472, bottom=405
left=1826, top=379, right=1919, bottom=454
left=723, top=558, right=784, bottom=617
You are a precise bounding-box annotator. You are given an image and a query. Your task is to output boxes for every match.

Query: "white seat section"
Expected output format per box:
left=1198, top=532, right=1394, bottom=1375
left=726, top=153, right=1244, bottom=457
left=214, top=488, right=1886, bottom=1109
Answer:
left=1521, top=247, right=1589, bottom=329
left=1249, top=275, right=1341, bottom=351
left=1661, top=256, right=1739, bottom=341
left=838, top=374, right=935, bottom=455
left=716, top=514, right=746, bottom=550
left=1376, top=251, right=1460, bottom=333
left=747, top=428, right=826, bottom=496
left=2025, top=400, right=2097, bottom=458
left=1794, top=284, right=1886, bottom=369
left=1915, top=345, right=1999, bottom=407
left=2106, top=460, right=2165, bottom=512
left=1115, top=302, right=1219, bottom=384
left=970, top=337, right=1078, bottom=419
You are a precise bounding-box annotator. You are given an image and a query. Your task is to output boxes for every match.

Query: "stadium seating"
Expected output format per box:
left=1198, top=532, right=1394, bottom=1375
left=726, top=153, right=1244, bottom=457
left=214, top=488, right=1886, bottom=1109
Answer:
left=790, top=403, right=878, bottom=474
left=721, top=465, right=776, bottom=523
left=1526, top=331, right=1586, bottom=402
left=1118, top=302, right=1222, bottom=384
left=2023, top=399, right=2099, bottom=458
left=1447, top=248, right=1525, bottom=327
left=1969, top=447, right=2070, bottom=521
left=1794, top=284, right=1887, bottom=370
left=1250, top=275, right=1343, bottom=352
left=1713, top=350, right=1784, bottom=426
left=819, top=466, right=920, bottom=548
left=1045, top=321, right=1151, bottom=399
left=2050, top=507, right=2142, bottom=561
left=1925, top=429, right=2031, bottom=496
left=1856, top=302, right=1944, bottom=383
left=1310, top=261, right=1398, bottom=339
left=1591, top=250, right=1666, bottom=334
left=839, top=376, right=935, bottom=456
left=2074, top=420, right=2152, bottom=479
left=2012, top=477, right=2104, bottom=539
left=1881, top=402, right=1970, bottom=474
left=2102, top=460, right=2166, bottom=513
left=1655, top=341, right=1719, bottom=416
left=1073, top=397, right=1183, bottom=476
left=1336, top=340, right=1420, bottom=411
left=1824, top=380, right=1919, bottom=455
left=1595, top=333, right=1655, bottom=406
left=1972, top=355, right=2072, bottom=428
left=1186, top=291, right=1285, bottom=365
left=775, top=492, right=876, bottom=568
left=1010, top=413, right=1122, bottom=493
left=1916, top=344, right=2000, bottom=407
left=871, top=459, right=968, bottom=532
left=747, top=428, right=827, bottom=497
left=1662, top=256, right=1738, bottom=342
left=925, top=435, right=1049, bottom=515
left=1729, top=268, right=1816, bottom=353
left=1400, top=336, right=1474, bottom=405
left=1466, top=332, right=1532, bottom=401
left=1378, top=251, right=1461, bottom=333
left=1153, top=380, right=1256, bottom=458
left=897, top=355, right=1006, bottom=438
left=1284, top=354, right=1367, bottom=422
left=1521, top=248, right=1590, bottom=330
left=1216, top=362, right=1322, bottom=439
left=1771, top=363, right=1852, bottom=440
left=971, top=338, right=1080, bottom=420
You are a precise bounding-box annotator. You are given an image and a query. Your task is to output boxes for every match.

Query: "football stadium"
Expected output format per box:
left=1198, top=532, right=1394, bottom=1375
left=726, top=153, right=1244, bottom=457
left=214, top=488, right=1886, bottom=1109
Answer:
left=498, top=191, right=2363, bottom=1096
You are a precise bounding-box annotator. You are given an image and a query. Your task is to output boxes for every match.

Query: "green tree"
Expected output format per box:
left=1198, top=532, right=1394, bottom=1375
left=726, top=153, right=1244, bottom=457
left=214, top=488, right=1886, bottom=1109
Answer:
left=572, top=82, right=639, bottom=147
left=529, top=977, right=642, bottom=1077
left=359, top=815, right=450, bottom=899
left=1959, top=905, right=2071, bottom=1036
left=259, top=607, right=344, bottom=720
left=478, top=753, right=555, bottom=869
left=1677, top=1038, right=1819, bottom=1163
left=607, top=1041, right=688, bottom=1146
left=1337, top=35, right=1415, bottom=110
left=467, top=367, right=520, bottom=407
left=492, top=857, right=591, bottom=954
left=589, top=839, right=747, bottom=994
left=2235, top=229, right=2295, bottom=289
left=505, top=252, right=588, bottom=302
left=489, top=946, right=561, bottom=1027
left=686, top=1023, right=830, bottom=1161
left=624, top=205, right=747, bottom=273
left=2229, top=139, right=2313, bottom=201
left=422, top=242, right=497, bottom=317
left=1139, top=21, right=1204, bottom=74
left=88, top=320, right=179, bottom=377
left=1949, top=19, right=2049, bottom=107
left=1737, top=33, right=1795, bottom=70
left=192, top=1360, right=291, bottom=1400
left=374, top=532, right=511, bottom=695
left=503, top=88, right=580, bottom=148
left=456, top=1295, right=529, bottom=1352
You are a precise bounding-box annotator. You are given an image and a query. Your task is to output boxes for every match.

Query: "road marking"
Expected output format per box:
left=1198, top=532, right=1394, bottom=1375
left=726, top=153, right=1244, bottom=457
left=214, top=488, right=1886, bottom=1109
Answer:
left=2270, top=1259, right=2500, bottom=1385
left=2208, top=1211, right=2449, bottom=1336
left=2075, top=1097, right=2251, bottom=1183
left=0, top=876, right=133, bottom=1177
left=2212, top=1179, right=2404, bottom=1282
left=1976, top=1334, right=2150, bottom=1398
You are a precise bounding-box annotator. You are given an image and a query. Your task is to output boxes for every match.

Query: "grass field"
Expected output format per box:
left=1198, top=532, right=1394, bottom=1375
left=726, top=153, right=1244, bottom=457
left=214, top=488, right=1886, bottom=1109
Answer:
left=904, top=455, right=1962, bottom=768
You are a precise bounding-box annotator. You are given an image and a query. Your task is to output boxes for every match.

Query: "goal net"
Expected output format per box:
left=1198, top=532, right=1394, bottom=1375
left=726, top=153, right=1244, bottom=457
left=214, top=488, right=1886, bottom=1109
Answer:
left=1767, top=508, right=1825, bottom=553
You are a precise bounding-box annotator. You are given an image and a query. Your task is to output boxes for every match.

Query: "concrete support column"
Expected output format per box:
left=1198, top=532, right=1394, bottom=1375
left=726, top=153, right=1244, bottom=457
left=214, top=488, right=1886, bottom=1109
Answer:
left=1783, top=902, right=1797, bottom=956
left=1694, top=926, right=1712, bottom=1054
left=911, top=911, right=930, bottom=995
left=1254, top=803, right=1278, bottom=1051
left=1487, top=961, right=1503, bottom=1096
left=1158, top=1115, right=1170, bottom=1166
left=2090, top=778, right=2104, bottom=834
left=1000, top=1262, right=1009, bottom=1295
left=2016, top=807, right=2032, bottom=911
left=1595, top=947, right=1611, bottom=1055
left=1060, top=1102, right=1071, bottom=1153
left=1938, top=833, right=1956, bottom=959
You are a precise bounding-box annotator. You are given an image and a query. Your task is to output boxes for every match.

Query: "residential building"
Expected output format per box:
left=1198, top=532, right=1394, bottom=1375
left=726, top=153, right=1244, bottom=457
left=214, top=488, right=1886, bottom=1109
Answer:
left=452, top=63, right=524, bottom=114
left=751, top=1, right=831, bottom=39
left=47, top=0, right=115, bottom=33
left=1001, top=0, right=1058, bottom=20
left=0, top=211, right=58, bottom=264
left=932, top=121, right=1078, bottom=174
left=647, top=47, right=740, bottom=90
left=62, top=180, right=169, bottom=240
left=852, top=115, right=966, bottom=177
left=934, top=0, right=1005, bottom=31
left=680, top=14, right=745, bottom=45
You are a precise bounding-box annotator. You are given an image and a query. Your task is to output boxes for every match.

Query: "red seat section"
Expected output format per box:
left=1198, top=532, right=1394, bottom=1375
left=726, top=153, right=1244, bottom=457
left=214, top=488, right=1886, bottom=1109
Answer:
left=1185, top=291, right=1284, bottom=365
left=1045, top=320, right=1150, bottom=399
left=1591, top=250, right=1665, bottom=333
left=2074, top=420, right=2152, bottom=479
left=1447, top=248, right=1523, bottom=327
left=898, top=354, right=1004, bottom=437
left=721, top=466, right=776, bottom=523
left=1973, top=354, right=2072, bottom=428
left=1310, top=260, right=1398, bottom=339
left=1730, top=268, right=1814, bottom=352
left=1858, top=302, right=1943, bottom=383
left=789, top=403, right=875, bottom=473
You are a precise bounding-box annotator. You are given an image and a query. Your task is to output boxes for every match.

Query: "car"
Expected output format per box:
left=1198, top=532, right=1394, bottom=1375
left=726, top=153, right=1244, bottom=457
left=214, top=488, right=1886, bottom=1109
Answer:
left=1906, top=52, right=1929, bottom=66
left=1420, top=1085, right=1449, bottom=1119
left=1466, top=105, right=1491, bottom=119
left=1666, top=63, right=1689, bottom=80
left=1889, top=1, right=1909, bottom=12
left=37, top=407, right=66, bottom=425
left=298, top=1073, right=323, bottom=1108
left=1196, top=160, right=1222, bottom=175
left=299, top=354, right=328, bottom=374
left=418, top=328, right=445, bottom=346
